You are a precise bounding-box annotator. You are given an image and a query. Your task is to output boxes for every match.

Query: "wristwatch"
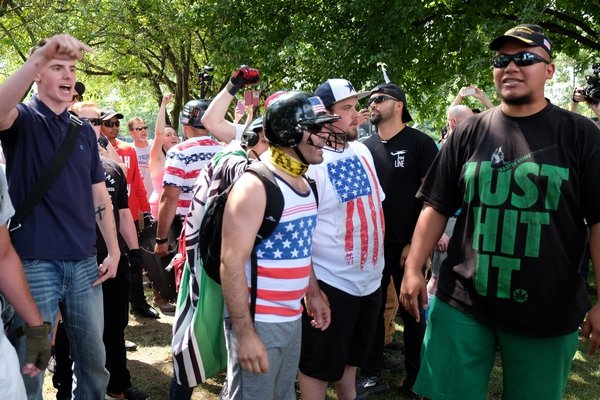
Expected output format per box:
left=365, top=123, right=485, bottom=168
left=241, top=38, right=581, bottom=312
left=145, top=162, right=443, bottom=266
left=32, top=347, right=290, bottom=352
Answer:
left=155, top=237, right=168, bottom=244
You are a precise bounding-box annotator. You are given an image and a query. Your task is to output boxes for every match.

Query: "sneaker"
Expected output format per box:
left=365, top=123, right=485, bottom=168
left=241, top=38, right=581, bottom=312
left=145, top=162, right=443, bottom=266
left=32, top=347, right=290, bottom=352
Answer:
left=106, top=386, right=149, bottom=400
left=125, top=339, right=138, bottom=351
left=154, top=297, right=176, bottom=315
left=47, top=354, right=56, bottom=374
left=382, top=354, right=404, bottom=372
left=355, top=375, right=388, bottom=399
left=130, top=304, right=160, bottom=319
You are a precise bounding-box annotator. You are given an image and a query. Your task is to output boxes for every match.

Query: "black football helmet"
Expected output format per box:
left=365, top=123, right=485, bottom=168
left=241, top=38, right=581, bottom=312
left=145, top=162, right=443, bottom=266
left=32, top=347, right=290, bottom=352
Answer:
left=264, top=92, right=340, bottom=149
left=180, top=99, right=210, bottom=128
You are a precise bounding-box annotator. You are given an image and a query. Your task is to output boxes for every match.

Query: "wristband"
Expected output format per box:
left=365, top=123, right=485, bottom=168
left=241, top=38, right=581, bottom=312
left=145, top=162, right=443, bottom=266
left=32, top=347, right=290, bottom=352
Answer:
left=226, top=81, right=240, bottom=96
left=156, top=237, right=168, bottom=244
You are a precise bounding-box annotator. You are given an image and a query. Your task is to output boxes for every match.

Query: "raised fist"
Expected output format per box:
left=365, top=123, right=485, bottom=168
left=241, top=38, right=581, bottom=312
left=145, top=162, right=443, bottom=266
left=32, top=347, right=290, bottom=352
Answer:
left=230, top=65, right=260, bottom=88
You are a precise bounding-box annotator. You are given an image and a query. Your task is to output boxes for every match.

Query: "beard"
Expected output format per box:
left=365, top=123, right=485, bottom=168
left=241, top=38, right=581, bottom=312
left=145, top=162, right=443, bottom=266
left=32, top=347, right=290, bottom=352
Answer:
left=501, top=92, right=532, bottom=106
left=370, top=114, right=382, bottom=125
left=345, top=126, right=358, bottom=142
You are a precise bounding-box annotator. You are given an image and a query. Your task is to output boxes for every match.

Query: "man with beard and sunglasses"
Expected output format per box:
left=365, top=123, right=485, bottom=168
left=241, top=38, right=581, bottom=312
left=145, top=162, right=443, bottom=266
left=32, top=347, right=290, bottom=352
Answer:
left=220, top=92, right=334, bottom=399
left=400, top=24, right=600, bottom=400
left=359, top=82, right=438, bottom=399
left=297, top=79, right=386, bottom=400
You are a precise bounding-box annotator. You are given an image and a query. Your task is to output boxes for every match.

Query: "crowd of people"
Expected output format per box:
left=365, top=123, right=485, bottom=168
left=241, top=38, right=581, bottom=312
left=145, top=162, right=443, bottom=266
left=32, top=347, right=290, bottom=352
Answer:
left=0, top=23, right=599, bottom=400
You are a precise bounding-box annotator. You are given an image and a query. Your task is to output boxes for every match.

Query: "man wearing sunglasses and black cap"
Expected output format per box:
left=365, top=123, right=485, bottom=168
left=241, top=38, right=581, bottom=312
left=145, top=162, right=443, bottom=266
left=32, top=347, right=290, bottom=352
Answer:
left=401, top=24, right=600, bottom=400
left=101, top=109, right=158, bottom=319
left=358, top=82, right=438, bottom=399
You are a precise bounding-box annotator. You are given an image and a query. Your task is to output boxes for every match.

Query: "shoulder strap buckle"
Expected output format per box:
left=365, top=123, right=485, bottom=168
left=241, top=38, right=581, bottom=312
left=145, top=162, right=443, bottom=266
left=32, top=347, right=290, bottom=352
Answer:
left=7, top=218, right=21, bottom=233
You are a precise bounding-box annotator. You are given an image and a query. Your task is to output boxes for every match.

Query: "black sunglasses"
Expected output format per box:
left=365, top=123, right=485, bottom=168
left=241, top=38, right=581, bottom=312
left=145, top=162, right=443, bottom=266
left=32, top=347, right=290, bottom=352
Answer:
left=102, top=121, right=120, bottom=128
left=492, top=51, right=550, bottom=68
left=368, top=95, right=398, bottom=106
left=81, top=117, right=102, bottom=126
left=133, top=126, right=148, bottom=131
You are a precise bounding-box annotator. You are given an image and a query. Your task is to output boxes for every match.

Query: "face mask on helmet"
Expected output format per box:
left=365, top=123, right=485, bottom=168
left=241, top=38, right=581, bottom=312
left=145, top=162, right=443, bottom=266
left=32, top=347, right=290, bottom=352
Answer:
left=300, top=121, right=346, bottom=153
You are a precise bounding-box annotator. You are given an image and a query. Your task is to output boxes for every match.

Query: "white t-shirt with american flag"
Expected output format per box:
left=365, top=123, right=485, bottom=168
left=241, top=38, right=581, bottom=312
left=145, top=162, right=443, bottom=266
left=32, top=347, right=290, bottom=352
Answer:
left=308, top=141, right=386, bottom=296
left=163, top=137, right=224, bottom=216
left=249, top=174, right=318, bottom=323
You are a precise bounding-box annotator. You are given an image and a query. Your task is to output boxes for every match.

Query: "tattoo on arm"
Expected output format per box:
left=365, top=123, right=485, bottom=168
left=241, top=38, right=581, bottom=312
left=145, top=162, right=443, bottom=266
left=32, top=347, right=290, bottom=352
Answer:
left=95, top=205, right=106, bottom=221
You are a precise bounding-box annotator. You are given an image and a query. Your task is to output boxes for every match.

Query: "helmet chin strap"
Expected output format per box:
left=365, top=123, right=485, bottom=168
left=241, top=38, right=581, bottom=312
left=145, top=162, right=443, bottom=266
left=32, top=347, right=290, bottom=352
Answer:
left=293, top=146, right=310, bottom=166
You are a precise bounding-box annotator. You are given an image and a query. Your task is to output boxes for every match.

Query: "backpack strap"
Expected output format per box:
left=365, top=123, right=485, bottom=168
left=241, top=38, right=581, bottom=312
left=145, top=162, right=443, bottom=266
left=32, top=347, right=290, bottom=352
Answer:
left=305, top=175, right=319, bottom=207
left=248, top=163, right=284, bottom=242
left=245, top=163, right=284, bottom=320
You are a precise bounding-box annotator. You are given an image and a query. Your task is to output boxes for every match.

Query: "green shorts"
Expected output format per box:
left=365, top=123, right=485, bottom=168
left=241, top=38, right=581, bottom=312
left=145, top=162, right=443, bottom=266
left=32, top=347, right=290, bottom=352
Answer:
left=414, top=299, right=579, bottom=400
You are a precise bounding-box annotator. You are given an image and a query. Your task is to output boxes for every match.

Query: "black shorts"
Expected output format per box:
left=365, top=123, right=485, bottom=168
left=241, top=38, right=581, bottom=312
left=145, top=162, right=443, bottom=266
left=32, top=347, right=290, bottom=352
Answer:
left=299, top=280, right=381, bottom=382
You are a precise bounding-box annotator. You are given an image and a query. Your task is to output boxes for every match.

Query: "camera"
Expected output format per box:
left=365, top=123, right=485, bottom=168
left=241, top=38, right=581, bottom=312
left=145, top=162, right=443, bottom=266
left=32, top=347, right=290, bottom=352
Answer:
left=98, top=134, right=109, bottom=149
left=581, top=63, right=600, bottom=104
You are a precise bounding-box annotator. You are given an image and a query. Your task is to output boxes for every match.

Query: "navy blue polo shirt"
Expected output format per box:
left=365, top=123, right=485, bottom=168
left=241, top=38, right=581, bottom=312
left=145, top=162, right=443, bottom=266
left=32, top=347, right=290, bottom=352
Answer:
left=0, top=95, right=105, bottom=260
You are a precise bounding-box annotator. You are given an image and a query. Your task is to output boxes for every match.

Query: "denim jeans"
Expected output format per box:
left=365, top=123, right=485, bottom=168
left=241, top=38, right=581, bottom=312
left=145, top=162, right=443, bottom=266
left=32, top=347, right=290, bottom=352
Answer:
left=8, top=257, right=109, bottom=400
left=53, top=255, right=132, bottom=395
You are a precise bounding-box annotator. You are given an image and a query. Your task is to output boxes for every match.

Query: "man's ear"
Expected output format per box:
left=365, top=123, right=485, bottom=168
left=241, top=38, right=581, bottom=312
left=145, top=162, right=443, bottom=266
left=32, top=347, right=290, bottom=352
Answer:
left=545, top=63, right=556, bottom=80
left=397, top=100, right=406, bottom=115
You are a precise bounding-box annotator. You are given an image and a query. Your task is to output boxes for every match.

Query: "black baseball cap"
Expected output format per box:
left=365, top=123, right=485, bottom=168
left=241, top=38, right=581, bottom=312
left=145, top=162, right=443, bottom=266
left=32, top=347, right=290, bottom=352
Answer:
left=100, top=109, right=124, bottom=121
left=370, top=82, right=413, bottom=123
left=74, top=81, right=85, bottom=97
left=489, top=24, right=552, bottom=57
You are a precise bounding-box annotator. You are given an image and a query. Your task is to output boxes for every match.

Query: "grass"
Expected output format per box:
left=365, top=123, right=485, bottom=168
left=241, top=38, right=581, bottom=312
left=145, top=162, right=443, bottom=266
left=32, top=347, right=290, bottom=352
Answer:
left=43, top=283, right=599, bottom=399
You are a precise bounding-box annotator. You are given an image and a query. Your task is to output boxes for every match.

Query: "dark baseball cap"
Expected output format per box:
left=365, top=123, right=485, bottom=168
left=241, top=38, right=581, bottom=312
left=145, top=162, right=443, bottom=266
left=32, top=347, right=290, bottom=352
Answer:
left=489, top=24, right=552, bottom=57
left=100, top=109, right=124, bottom=121
left=74, top=81, right=85, bottom=97
left=370, top=82, right=413, bottom=123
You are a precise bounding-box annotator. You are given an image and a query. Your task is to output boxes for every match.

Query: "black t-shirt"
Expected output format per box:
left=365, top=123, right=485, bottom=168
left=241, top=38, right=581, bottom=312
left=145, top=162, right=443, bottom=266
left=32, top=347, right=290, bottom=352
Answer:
left=418, top=103, right=600, bottom=337
left=96, top=157, right=128, bottom=258
left=364, top=126, right=438, bottom=247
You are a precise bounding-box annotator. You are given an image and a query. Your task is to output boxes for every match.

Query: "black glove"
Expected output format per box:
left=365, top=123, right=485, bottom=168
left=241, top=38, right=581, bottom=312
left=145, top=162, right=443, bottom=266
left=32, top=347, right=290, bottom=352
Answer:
left=142, top=212, right=153, bottom=229
left=23, top=322, right=52, bottom=370
left=127, top=248, right=145, bottom=272
left=227, top=65, right=260, bottom=95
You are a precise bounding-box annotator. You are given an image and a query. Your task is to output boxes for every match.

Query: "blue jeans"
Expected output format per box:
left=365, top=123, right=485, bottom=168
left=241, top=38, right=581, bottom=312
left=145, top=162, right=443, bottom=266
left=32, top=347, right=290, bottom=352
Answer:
left=8, top=257, right=109, bottom=400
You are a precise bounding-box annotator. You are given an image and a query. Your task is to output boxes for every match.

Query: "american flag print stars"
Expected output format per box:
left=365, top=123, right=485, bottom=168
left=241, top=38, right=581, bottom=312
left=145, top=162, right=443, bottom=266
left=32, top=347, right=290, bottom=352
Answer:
left=256, top=215, right=317, bottom=260
left=328, top=156, right=373, bottom=203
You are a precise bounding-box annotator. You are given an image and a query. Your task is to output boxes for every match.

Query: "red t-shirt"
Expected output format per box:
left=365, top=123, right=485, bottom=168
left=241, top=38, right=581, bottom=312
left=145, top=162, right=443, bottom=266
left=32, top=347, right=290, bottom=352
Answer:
left=113, top=139, right=150, bottom=221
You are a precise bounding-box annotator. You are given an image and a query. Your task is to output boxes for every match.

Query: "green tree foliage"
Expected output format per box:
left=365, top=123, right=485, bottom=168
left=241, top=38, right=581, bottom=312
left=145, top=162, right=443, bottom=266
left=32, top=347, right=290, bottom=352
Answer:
left=0, top=0, right=598, bottom=134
